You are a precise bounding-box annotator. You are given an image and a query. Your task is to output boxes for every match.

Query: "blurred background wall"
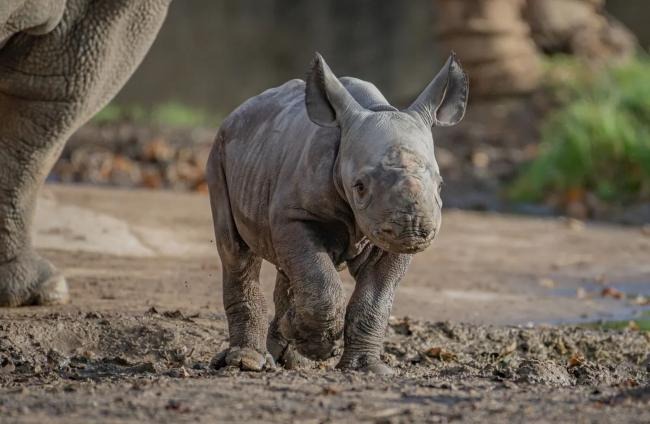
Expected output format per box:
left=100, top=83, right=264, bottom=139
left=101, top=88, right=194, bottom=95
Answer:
left=114, top=0, right=648, bottom=117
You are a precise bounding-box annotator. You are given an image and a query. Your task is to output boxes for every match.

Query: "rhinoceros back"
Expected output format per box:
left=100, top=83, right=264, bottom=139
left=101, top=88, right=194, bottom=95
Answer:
left=214, top=76, right=396, bottom=261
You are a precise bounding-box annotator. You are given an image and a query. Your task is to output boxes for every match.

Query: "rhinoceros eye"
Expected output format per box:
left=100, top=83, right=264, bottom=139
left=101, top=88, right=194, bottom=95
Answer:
left=354, top=181, right=365, bottom=194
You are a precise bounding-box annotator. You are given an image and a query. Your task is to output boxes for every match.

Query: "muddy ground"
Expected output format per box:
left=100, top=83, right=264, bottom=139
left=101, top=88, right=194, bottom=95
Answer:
left=1, top=185, right=649, bottom=423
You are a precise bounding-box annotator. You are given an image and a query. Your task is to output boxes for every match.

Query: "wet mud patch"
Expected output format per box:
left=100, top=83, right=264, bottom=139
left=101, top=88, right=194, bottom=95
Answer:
left=383, top=318, right=649, bottom=387
left=0, top=309, right=227, bottom=387
left=0, top=312, right=648, bottom=422
left=1, top=313, right=647, bottom=388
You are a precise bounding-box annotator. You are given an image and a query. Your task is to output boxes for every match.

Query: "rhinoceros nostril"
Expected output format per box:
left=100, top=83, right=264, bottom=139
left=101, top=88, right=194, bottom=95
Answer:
left=379, top=224, right=396, bottom=237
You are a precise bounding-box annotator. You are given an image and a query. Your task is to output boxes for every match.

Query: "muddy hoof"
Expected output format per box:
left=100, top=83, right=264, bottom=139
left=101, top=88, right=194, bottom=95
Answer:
left=211, top=347, right=275, bottom=372
left=279, top=345, right=315, bottom=370
left=337, top=355, right=394, bottom=375
left=0, top=251, right=69, bottom=307
left=279, top=307, right=342, bottom=361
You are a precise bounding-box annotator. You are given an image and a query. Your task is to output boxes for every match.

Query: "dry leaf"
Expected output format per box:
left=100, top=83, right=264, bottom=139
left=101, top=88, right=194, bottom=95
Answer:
left=568, top=353, right=585, bottom=368
left=601, top=287, right=625, bottom=300
left=499, top=341, right=517, bottom=358
left=538, top=278, right=556, bottom=289
left=322, top=385, right=340, bottom=395
left=471, top=151, right=489, bottom=169
left=566, top=217, right=585, bottom=231
left=143, top=137, right=174, bottom=162
left=642, top=224, right=650, bottom=237
left=424, top=347, right=457, bottom=362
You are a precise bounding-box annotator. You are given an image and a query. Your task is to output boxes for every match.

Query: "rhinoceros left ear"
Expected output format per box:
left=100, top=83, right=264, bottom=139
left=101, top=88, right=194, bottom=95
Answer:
left=305, top=52, right=362, bottom=128
left=406, top=53, right=468, bottom=127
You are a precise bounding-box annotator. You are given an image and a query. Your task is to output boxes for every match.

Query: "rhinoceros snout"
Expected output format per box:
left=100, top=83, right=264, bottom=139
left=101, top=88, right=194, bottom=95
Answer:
left=372, top=214, right=438, bottom=253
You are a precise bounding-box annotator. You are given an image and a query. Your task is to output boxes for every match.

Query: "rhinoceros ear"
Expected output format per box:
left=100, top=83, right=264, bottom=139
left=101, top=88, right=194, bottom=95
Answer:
left=406, top=53, right=468, bottom=127
left=305, top=52, right=362, bottom=128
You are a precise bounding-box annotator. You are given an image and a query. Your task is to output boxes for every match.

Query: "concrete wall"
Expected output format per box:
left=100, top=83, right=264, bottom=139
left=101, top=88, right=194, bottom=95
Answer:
left=113, top=0, right=648, bottom=116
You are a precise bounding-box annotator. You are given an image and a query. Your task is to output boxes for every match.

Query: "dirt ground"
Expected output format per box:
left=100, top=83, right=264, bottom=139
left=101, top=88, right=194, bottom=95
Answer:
left=1, top=185, right=649, bottom=423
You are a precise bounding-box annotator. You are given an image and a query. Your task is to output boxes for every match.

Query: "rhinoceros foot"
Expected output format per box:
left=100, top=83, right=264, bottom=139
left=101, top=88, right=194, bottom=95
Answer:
left=337, top=353, right=394, bottom=376
left=210, top=347, right=275, bottom=372
left=0, top=251, right=69, bottom=307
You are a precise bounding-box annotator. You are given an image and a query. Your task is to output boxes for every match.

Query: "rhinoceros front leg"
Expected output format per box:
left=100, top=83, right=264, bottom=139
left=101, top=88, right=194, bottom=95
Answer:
left=338, top=247, right=411, bottom=375
left=273, top=222, right=346, bottom=361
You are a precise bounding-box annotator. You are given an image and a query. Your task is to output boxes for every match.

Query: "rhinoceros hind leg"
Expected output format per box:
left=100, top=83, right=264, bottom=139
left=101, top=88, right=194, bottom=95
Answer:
left=208, top=146, right=270, bottom=371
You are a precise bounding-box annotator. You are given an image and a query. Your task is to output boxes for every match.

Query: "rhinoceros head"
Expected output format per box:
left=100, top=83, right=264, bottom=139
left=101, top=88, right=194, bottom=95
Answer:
left=305, top=53, right=468, bottom=254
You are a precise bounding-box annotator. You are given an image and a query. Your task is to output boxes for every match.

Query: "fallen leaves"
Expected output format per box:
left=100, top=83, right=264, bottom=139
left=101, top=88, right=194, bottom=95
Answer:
left=424, top=347, right=457, bottom=362
left=568, top=352, right=585, bottom=368
left=565, top=217, right=586, bottom=231
left=538, top=278, right=556, bottom=289
left=51, top=131, right=211, bottom=193
left=498, top=341, right=518, bottom=359
left=601, top=287, right=625, bottom=300
left=642, top=224, right=650, bottom=237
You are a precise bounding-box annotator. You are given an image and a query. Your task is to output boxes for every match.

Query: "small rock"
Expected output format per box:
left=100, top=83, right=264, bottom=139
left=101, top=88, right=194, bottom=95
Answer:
left=576, top=287, right=588, bottom=300
left=165, top=399, right=190, bottom=413
left=0, top=357, right=15, bottom=374
left=516, top=359, right=572, bottom=386
left=538, top=278, right=556, bottom=289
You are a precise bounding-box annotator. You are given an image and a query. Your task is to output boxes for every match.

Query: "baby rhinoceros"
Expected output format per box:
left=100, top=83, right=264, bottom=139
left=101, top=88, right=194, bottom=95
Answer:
left=207, top=52, right=468, bottom=374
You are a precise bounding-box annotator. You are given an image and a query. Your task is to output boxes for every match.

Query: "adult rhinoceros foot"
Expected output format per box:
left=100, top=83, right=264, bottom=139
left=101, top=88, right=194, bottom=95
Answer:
left=0, top=251, right=69, bottom=307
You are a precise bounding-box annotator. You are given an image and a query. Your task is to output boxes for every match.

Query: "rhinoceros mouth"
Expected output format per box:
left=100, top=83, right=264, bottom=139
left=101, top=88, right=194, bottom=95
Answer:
left=369, top=229, right=436, bottom=254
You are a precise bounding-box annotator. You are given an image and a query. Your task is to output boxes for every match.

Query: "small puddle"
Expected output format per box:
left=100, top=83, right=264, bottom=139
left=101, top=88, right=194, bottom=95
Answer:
left=548, top=278, right=650, bottom=327
left=551, top=280, right=650, bottom=298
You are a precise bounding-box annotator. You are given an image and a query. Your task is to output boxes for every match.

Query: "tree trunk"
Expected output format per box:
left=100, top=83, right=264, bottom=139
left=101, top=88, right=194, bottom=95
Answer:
left=435, top=0, right=541, bottom=98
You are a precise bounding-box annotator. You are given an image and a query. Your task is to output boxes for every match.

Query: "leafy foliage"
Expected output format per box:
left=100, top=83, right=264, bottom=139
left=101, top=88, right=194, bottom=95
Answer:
left=509, top=57, right=650, bottom=205
left=93, top=102, right=216, bottom=128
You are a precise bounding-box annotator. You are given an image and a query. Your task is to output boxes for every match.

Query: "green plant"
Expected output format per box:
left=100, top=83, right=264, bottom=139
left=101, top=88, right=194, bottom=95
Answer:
left=509, top=57, right=650, bottom=205
left=92, top=102, right=216, bottom=128
left=583, top=310, right=650, bottom=332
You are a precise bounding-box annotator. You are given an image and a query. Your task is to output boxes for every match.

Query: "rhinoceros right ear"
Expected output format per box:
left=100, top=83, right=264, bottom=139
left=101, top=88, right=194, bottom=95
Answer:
left=305, top=52, right=362, bottom=128
left=406, top=53, right=468, bottom=127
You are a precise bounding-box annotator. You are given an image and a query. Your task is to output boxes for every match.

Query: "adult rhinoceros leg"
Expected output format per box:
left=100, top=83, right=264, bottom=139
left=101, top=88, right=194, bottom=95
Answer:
left=338, top=248, right=411, bottom=375
left=0, top=0, right=170, bottom=306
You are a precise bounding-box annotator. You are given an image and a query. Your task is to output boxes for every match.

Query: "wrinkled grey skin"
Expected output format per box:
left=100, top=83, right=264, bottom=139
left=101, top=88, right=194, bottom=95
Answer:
left=0, top=0, right=170, bottom=306
left=207, top=53, right=468, bottom=373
